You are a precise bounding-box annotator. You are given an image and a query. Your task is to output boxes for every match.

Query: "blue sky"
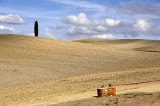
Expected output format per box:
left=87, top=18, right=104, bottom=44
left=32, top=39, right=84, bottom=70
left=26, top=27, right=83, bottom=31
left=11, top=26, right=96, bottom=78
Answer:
left=0, top=0, right=160, bottom=40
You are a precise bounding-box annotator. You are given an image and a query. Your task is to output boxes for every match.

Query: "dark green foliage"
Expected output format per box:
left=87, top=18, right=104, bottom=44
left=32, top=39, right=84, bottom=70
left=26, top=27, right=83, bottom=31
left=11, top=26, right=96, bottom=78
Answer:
left=34, top=21, right=38, bottom=37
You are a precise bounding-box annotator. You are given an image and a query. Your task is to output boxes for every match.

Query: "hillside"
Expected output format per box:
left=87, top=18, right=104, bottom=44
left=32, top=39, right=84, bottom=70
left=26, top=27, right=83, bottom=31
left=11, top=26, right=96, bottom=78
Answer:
left=71, top=38, right=160, bottom=52
left=0, top=35, right=160, bottom=106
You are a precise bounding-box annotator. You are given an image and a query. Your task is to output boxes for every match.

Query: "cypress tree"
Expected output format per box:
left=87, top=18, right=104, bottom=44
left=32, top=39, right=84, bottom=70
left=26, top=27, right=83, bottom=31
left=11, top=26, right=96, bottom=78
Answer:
left=34, top=21, right=38, bottom=37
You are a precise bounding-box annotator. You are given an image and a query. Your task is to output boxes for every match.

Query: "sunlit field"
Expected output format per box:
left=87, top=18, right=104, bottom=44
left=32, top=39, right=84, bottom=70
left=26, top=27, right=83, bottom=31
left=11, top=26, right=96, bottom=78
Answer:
left=0, top=35, right=160, bottom=105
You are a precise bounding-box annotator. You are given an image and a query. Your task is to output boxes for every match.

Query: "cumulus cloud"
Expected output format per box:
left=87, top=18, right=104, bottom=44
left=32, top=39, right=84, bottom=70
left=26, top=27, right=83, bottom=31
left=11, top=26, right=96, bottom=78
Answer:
left=117, top=1, right=160, bottom=16
left=96, top=26, right=107, bottom=32
left=62, top=13, right=120, bottom=27
left=62, top=13, right=134, bottom=38
left=61, top=12, right=160, bottom=39
left=67, top=26, right=96, bottom=35
left=67, top=26, right=75, bottom=34
left=62, top=13, right=95, bottom=26
left=0, top=25, right=16, bottom=34
left=104, top=19, right=120, bottom=27
left=115, top=0, right=160, bottom=38
left=134, top=19, right=150, bottom=31
left=62, top=13, right=123, bottom=37
left=0, top=14, right=26, bottom=24
left=92, top=34, right=115, bottom=39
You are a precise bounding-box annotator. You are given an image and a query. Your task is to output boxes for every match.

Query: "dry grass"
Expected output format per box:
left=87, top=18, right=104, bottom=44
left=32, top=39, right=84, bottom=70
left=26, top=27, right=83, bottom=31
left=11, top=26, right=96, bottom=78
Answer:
left=0, top=35, right=160, bottom=105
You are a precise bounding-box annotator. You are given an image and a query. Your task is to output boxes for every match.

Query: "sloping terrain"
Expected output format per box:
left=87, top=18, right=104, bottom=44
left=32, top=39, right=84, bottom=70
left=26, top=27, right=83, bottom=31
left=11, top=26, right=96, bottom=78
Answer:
left=72, top=38, right=160, bottom=51
left=58, top=91, right=160, bottom=106
left=0, top=35, right=160, bottom=105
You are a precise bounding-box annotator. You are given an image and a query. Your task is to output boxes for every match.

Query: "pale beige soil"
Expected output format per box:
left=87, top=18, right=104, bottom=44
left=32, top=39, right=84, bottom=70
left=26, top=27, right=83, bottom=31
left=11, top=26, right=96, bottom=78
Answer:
left=56, top=91, right=160, bottom=106
left=0, top=35, right=160, bottom=106
left=6, top=81, right=160, bottom=106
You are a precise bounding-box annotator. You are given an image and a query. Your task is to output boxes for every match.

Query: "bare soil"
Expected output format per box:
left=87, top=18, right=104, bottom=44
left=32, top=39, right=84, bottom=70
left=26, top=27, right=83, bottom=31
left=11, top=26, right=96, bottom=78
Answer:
left=0, top=35, right=160, bottom=106
left=54, top=92, right=160, bottom=106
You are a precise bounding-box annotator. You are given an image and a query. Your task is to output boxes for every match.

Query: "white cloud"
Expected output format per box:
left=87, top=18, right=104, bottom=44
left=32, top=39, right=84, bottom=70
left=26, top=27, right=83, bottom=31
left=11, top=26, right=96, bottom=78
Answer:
left=96, top=26, right=107, bottom=31
left=92, top=34, right=116, bottom=39
left=0, top=25, right=16, bottom=34
left=67, top=26, right=95, bottom=35
left=77, top=13, right=90, bottom=25
left=62, top=13, right=93, bottom=26
left=134, top=19, right=150, bottom=31
left=62, top=13, right=121, bottom=38
left=67, top=26, right=75, bottom=34
left=105, top=19, right=120, bottom=27
left=0, top=14, right=26, bottom=24
left=62, top=13, right=120, bottom=27
left=64, top=15, right=77, bottom=24
left=62, top=12, right=160, bottom=39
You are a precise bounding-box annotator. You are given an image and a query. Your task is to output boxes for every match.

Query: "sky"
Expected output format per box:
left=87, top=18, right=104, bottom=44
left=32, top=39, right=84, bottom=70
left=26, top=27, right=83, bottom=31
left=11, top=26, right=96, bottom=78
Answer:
left=0, top=0, right=160, bottom=40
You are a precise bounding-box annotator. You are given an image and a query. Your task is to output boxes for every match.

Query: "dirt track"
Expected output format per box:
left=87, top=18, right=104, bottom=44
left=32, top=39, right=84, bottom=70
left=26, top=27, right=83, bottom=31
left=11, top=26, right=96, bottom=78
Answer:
left=0, top=35, right=160, bottom=106
left=8, top=82, right=160, bottom=106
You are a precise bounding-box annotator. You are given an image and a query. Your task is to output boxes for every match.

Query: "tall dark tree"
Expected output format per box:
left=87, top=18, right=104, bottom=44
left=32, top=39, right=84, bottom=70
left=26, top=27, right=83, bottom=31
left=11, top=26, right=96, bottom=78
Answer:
left=34, top=21, right=38, bottom=37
